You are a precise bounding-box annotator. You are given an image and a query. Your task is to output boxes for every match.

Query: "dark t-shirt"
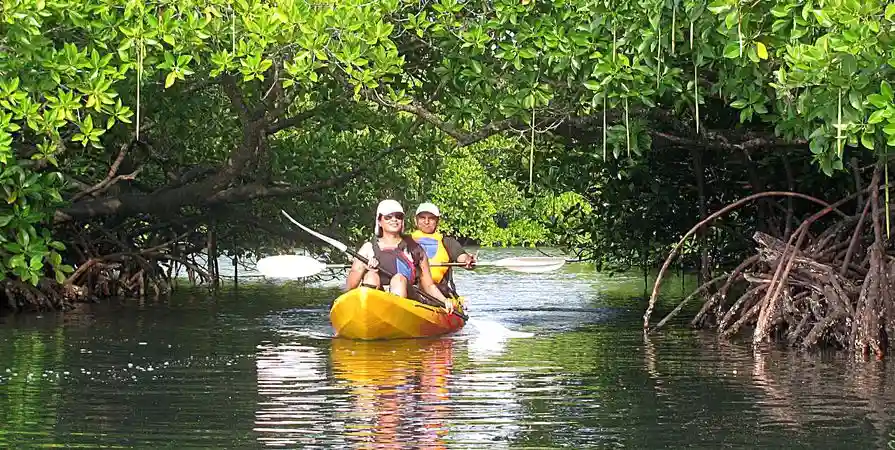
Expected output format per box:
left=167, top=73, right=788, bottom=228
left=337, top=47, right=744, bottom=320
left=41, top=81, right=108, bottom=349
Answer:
left=437, top=235, right=468, bottom=297
left=442, top=236, right=467, bottom=262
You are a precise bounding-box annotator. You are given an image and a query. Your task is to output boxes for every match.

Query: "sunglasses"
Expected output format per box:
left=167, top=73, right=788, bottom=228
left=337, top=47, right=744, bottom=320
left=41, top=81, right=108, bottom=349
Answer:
left=380, top=213, right=404, bottom=221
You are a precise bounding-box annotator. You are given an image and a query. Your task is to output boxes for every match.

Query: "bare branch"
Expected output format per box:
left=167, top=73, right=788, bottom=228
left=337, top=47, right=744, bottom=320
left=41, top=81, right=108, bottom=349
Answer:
left=55, top=145, right=408, bottom=222
left=266, top=103, right=326, bottom=134
left=71, top=142, right=132, bottom=201
left=71, top=168, right=143, bottom=202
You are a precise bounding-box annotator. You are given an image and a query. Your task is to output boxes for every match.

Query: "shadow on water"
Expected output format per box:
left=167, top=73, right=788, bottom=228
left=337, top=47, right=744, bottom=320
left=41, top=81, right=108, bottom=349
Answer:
left=0, top=248, right=893, bottom=448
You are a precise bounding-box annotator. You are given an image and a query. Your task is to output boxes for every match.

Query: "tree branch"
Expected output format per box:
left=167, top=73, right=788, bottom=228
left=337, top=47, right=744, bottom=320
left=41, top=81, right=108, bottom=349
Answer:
left=651, top=130, right=807, bottom=151
left=55, top=145, right=408, bottom=222
left=384, top=100, right=518, bottom=146
left=266, top=103, right=327, bottom=134
left=71, top=140, right=141, bottom=201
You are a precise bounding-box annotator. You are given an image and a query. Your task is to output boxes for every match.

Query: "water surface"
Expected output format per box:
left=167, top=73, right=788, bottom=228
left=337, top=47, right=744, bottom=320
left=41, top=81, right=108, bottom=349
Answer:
left=1, top=248, right=893, bottom=448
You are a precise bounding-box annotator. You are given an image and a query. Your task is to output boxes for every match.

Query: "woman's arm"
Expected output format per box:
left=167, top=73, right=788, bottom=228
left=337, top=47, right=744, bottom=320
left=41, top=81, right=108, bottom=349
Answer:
left=345, top=242, right=374, bottom=290
left=418, top=257, right=452, bottom=311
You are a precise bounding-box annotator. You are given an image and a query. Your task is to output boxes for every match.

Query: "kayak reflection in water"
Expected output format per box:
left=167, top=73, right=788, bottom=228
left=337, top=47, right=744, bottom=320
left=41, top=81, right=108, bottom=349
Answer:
left=331, top=338, right=454, bottom=449
left=345, top=199, right=453, bottom=313
left=411, top=201, right=477, bottom=299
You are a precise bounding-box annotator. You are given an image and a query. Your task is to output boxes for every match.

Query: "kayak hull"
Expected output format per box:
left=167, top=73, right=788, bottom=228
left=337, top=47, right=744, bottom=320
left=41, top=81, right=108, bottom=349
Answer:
left=330, top=287, right=466, bottom=340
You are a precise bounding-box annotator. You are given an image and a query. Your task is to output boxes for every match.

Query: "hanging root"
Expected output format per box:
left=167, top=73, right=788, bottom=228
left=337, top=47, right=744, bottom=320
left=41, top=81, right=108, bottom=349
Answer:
left=645, top=167, right=894, bottom=359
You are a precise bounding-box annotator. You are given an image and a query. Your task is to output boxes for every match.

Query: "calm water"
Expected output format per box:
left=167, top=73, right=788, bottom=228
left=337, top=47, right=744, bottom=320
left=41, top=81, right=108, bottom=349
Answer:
left=1, top=248, right=894, bottom=449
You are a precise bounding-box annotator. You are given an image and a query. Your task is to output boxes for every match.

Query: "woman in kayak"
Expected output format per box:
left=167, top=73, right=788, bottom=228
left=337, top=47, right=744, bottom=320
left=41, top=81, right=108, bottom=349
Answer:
left=345, top=199, right=454, bottom=313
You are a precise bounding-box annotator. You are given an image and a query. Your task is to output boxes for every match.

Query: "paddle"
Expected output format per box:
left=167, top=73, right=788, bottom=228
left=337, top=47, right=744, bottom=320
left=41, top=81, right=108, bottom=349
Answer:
left=255, top=254, right=567, bottom=277
left=278, top=210, right=469, bottom=321
left=431, top=257, right=566, bottom=273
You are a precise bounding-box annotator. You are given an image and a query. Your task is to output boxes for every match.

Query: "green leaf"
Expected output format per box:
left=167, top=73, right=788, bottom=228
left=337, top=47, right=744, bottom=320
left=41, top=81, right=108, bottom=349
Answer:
left=882, top=81, right=893, bottom=101
left=17, top=229, right=29, bottom=247
left=722, top=42, right=739, bottom=58
left=868, top=94, right=889, bottom=109
left=746, top=45, right=759, bottom=63
left=755, top=42, right=768, bottom=60
left=849, top=90, right=862, bottom=111
left=707, top=0, right=731, bottom=14
left=165, top=72, right=177, bottom=88
left=583, top=80, right=600, bottom=91
left=883, top=122, right=895, bottom=137
left=770, top=4, right=791, bottom=18
left=887, top=4, right=895, bottom=20
left=869, top=109, right=887, bottom=124
left=861, top=132, right=874, bottom=150
left=724, top=11, right=737, bottom=29
left=0, top=215, right=12, bottom=227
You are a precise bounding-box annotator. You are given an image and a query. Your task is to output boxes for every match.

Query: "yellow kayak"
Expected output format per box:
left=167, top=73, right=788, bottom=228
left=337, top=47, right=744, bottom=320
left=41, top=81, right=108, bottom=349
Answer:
left=329, top=287, right=466, bottom=340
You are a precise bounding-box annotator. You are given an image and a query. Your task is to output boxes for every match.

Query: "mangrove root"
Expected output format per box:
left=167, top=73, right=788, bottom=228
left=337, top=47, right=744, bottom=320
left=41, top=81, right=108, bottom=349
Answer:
left=645, top=171, right=894, bottom=359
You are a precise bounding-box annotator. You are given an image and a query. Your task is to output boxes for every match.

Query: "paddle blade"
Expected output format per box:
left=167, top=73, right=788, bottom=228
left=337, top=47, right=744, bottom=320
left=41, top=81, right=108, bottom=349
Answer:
left=255, top=255, right=329, bottom=278
left=490, top=257, right=567, bottom=273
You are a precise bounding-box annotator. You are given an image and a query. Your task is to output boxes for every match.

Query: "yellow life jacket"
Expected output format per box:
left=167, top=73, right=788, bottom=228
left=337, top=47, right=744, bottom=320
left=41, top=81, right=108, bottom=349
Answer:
left=411, top=230, right=450, bottom=283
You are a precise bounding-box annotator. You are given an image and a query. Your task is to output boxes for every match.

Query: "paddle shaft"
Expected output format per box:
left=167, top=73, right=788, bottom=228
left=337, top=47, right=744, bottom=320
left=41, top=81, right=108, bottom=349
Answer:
left=318, top=260, right=550, bottom=270
left=320, top=262, right=472, bottom=268
left=430, top=262, right=486, bottom=267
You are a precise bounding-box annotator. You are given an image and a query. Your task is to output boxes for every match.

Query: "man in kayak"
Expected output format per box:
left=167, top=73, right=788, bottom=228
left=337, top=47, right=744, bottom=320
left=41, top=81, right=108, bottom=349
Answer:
left=411, top=202, right=477, bottom=298
left=345, top=199, right=454, bottom=313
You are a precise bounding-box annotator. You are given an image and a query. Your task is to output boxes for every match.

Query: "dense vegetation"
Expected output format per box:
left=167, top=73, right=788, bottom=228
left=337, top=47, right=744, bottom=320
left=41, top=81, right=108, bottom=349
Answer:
left=2, top=0, right=894, bottom=356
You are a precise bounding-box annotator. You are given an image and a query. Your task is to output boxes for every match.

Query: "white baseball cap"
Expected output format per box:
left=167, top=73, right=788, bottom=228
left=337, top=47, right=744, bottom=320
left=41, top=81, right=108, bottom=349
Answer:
left=374, top=199, right=404, bottom=235
left=415, top=202, right=441, bottom=217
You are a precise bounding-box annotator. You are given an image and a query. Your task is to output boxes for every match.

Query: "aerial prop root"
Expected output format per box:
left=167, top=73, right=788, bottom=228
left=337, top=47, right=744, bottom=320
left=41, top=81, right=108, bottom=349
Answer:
left=1, top=278, right=74, bottom=312
left=643, top=190, right=847, bottom=331
left=645, top=177, right=894, bottom=357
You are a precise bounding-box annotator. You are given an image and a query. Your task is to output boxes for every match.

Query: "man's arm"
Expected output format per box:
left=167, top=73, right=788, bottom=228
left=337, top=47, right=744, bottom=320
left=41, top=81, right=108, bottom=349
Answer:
left=444, top=236, right=476, bottom=269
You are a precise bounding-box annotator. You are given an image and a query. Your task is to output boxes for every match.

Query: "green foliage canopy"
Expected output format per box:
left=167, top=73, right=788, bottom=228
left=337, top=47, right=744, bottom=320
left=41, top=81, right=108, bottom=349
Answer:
left=2, top=0, right=895, bottom=291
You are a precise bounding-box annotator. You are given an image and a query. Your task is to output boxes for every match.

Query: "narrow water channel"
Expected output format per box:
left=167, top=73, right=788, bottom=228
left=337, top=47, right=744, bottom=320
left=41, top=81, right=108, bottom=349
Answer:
left=1, top=248, right=893, bottom=448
